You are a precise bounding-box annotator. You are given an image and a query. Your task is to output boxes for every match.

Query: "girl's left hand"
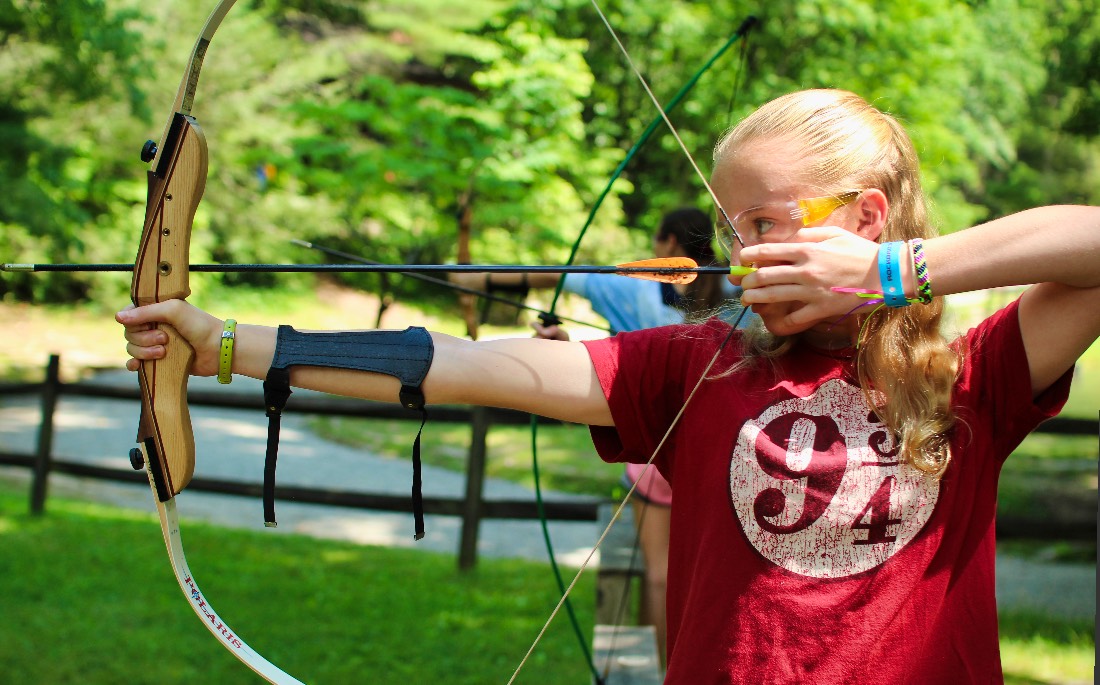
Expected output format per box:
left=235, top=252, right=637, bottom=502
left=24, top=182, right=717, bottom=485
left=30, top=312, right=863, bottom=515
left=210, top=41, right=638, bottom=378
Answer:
left=737, top=227, right=881, bottom=336
left=531, top=321, right=570, bottom=341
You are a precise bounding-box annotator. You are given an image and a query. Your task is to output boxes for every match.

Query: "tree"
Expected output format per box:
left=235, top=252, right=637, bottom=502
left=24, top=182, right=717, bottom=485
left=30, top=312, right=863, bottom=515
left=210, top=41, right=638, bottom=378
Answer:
left=0, top=0, right=149, bottom=301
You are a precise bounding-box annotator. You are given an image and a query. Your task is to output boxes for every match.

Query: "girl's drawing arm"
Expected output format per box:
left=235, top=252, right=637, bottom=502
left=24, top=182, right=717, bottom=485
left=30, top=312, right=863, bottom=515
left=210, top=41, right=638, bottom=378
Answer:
left=737, top=204, right=1100, bottom=397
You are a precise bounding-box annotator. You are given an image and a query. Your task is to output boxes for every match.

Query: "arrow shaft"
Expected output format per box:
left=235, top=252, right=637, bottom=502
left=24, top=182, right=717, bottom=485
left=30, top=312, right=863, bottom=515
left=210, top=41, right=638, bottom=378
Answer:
left=292, top=241, right=612, bottom=332
left=3, top=262, right=734, bottom=276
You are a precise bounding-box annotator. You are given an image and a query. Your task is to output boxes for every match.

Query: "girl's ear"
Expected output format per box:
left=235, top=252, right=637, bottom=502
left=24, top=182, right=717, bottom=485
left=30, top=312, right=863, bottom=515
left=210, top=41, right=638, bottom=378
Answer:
left=854, top=189, right=889, bottom=241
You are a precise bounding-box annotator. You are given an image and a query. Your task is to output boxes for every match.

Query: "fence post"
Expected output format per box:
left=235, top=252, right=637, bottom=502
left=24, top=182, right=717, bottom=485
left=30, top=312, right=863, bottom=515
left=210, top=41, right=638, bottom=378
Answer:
left=30, top=354, right=61, bottom=515
left=458, top=406, right=490, bottom=571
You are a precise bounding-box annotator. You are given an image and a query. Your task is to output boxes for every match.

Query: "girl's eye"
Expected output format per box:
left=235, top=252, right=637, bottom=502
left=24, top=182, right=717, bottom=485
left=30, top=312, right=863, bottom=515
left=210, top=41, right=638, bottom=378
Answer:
left=753, top=218, right=777, bottom=236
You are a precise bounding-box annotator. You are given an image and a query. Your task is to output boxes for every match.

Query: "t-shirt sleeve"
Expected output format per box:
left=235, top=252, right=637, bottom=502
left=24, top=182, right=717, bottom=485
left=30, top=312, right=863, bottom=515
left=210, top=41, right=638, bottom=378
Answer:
left=955, top=297, right=1073, bottom=461
left=582, top=322, right=727, bottom=466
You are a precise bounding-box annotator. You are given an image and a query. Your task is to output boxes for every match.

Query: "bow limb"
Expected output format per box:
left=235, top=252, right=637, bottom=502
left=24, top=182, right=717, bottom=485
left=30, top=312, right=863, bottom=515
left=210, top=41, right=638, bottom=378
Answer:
left=145, top=0, right=238, bottom=168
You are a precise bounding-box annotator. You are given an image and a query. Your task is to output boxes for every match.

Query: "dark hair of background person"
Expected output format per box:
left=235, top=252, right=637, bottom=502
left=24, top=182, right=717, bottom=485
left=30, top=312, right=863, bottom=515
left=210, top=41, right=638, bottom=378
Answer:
left=656, top=207, right=728, bottom=317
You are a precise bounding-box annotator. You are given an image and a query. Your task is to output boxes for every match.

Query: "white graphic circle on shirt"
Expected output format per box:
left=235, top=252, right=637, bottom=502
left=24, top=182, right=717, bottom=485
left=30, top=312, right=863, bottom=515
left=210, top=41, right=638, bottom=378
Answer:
left=728, top=378, right=939, bottom=578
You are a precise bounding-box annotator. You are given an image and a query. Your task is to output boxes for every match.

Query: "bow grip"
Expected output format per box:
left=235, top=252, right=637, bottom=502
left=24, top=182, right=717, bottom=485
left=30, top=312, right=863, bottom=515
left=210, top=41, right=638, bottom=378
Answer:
left=137, top=330, right=196, bottom=500
left=132, top=112, right=208, bottom=499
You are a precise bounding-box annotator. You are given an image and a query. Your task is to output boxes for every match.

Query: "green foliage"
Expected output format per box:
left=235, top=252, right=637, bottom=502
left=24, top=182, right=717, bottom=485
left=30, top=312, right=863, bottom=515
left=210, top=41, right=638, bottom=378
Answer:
left=275, top=1, right=627, bottom=294
left=0, top=0, right=151, bottom=302
left=982, top=0, right=1100, bottom=212
left=0, top=1, right=1097, bottom=305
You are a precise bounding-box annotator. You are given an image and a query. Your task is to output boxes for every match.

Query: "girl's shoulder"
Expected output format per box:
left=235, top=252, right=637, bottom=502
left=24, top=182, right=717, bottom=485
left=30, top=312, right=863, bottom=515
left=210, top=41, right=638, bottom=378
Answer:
left=615, top=318, right=745, bottom=375
left=622, top=316, right=738, bottom=347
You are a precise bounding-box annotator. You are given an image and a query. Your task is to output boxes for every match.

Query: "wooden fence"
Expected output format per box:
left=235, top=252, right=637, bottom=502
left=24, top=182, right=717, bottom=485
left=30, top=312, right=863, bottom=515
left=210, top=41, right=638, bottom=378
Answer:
left=0, top=354, right=605, bottom=570
left=1, top=355, right=1097, bottom=575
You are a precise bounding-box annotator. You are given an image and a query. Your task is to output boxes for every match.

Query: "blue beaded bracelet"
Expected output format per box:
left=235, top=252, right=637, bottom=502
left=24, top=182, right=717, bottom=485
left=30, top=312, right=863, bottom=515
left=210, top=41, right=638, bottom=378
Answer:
left=877, top=241, right=910, bottom=307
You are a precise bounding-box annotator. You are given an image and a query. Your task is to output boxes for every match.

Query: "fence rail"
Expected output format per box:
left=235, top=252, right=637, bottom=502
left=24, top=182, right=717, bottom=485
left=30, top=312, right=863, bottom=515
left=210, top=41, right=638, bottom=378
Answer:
left=0, top=355, right=604, bottom=570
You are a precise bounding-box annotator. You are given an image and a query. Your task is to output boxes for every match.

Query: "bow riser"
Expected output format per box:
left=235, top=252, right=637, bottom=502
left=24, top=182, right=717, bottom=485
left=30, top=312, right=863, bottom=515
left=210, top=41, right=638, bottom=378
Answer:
left=132, top=113, right=207, bottom=498
left=136, top=336, right=195, bottom=500
left=135, top=114, right=206, bottom=302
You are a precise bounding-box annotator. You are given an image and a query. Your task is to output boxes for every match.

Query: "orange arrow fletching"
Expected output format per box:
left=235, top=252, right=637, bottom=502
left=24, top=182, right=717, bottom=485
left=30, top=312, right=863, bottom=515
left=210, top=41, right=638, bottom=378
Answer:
left=614, top=257, right=699, bottom=284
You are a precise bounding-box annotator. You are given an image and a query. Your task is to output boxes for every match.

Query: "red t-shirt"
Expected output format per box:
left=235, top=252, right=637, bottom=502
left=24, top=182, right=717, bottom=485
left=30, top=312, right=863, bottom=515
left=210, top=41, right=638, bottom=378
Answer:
left=583, top=300, right=1072, bottom=684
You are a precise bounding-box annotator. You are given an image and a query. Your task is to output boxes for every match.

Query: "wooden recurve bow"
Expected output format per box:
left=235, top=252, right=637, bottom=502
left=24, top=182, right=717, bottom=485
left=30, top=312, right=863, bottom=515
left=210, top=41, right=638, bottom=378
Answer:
left=129, top=2, right=304, bottom=682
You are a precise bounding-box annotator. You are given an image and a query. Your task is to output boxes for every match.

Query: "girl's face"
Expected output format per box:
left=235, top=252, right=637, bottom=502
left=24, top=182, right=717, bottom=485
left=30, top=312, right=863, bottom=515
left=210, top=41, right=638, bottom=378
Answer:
left=711, top=141, right=859, bottom=259
left=710, top=141, right=864, bottom=335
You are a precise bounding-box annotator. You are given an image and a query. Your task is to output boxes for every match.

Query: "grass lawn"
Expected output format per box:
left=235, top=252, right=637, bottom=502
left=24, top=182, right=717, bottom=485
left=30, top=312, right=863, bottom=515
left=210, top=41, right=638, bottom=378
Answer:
left=0, top=481, right=596, bottom=685
left=1000, top=610, right=1096, bottom=684
left=0, top=480, right=1093, bottom=684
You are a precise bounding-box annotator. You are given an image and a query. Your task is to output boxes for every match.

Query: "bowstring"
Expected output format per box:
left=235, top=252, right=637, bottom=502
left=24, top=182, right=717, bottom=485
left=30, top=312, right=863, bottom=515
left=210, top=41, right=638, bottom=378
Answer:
left=523, top=13, right=758, bottom=683
left=509, top=312, right=743, bottom=685
left=512, top=6, right=756, bottom=681
left=598, top=14, right=757, bottom=674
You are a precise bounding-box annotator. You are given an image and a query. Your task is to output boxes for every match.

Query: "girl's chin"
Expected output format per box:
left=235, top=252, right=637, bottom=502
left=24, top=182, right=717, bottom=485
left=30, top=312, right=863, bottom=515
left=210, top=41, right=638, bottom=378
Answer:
left=752, top=302, right=841, bottom=339
left=750, top=301, right=801, bottom=336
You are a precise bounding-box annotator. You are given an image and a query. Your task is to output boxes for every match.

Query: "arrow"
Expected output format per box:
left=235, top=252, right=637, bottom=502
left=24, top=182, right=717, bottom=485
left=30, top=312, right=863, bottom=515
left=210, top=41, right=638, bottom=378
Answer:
left=290, top=239, right=612, bottom=332
left=2, top=258, right=757, bottom=282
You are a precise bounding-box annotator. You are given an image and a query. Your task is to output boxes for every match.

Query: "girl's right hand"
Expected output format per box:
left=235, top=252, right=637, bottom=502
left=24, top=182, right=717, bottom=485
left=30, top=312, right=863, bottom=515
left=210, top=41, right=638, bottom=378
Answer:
left=738, top=227, right=881, bottom=335
left=116, top=300, right=224, bottom=376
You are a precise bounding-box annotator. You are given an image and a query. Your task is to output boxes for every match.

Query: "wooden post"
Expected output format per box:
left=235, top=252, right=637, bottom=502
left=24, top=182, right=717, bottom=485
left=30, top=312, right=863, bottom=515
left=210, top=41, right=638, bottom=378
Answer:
left=592, top=624, right=663, bottom=685
left=30, top=354, right=61, bottom=515
left=458, top=406, right=490, bottom=570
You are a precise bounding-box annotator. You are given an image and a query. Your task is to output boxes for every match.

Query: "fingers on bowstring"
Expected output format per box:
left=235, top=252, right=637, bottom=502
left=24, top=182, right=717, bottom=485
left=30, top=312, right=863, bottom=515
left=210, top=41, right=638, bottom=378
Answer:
left=743, top=263, right=807, bottom=289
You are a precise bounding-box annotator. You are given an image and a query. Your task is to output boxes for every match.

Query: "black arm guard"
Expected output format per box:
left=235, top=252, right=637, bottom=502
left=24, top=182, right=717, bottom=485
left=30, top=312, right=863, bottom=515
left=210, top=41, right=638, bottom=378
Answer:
left=262, top=325, right=434, bottom=538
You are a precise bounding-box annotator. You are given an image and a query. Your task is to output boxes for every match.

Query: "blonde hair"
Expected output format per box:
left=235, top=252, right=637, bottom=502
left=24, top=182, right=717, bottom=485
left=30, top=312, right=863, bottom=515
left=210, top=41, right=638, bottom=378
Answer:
left=713, top=89, right=960, bottom=476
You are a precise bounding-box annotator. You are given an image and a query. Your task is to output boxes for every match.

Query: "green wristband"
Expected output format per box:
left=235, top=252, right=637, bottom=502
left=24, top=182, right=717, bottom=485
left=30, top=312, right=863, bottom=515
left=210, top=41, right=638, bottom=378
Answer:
left=218, top=319, right=237, bottom=384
